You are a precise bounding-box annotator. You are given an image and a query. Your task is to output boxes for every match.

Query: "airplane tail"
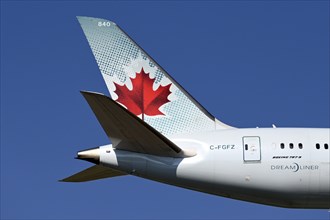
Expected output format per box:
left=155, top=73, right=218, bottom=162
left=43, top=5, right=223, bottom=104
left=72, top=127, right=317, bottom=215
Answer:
left=77, top=16, right=233, bottom=135
left=60, top=91, right=195, bottom=182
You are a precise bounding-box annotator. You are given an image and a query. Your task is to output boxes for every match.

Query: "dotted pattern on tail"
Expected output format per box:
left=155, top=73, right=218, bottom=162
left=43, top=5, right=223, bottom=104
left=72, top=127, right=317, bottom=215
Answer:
left=78, top=16, right=217, bottom=135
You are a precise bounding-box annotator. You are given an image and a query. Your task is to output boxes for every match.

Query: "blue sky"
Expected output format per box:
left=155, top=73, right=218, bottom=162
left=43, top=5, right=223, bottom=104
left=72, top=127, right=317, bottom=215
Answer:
left=1, top=1, right=329, bottom=219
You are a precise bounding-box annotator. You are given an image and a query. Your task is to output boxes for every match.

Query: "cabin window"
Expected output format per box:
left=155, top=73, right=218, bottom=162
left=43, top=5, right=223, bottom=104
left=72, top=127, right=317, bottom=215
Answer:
left=298, top=143, right=303, bottom=149
left=325, top=144, right=329, bottom=150
left=280, top=143, right=285, bottom=149
left=316, top=143, right=320, bottom=149
left=289, top=143, right=294, bottom=149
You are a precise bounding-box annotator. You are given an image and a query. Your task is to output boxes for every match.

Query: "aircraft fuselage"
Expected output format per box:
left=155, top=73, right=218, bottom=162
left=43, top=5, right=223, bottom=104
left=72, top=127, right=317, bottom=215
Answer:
left=99, top=128, right=330, bottom=208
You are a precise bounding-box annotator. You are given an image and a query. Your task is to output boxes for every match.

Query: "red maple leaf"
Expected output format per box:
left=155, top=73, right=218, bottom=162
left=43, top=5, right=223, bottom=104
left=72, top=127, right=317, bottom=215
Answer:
left=113, top=68, right=171, bottom=120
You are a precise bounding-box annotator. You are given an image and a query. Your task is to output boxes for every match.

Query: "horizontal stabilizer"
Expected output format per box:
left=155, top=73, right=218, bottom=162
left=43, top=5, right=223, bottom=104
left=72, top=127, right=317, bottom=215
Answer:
left=81, top=91, right=193, bottom=158
left=60, top=165, right=126, bottom=182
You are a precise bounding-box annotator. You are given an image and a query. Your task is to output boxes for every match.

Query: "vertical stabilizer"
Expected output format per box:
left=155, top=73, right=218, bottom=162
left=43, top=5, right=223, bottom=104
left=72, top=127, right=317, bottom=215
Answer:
left=77, top=16, right=233, bottom=135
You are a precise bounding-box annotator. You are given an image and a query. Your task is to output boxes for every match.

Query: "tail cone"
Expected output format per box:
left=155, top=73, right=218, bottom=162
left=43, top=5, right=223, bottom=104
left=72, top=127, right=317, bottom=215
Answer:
left=76, top=147, right=100, bottom=164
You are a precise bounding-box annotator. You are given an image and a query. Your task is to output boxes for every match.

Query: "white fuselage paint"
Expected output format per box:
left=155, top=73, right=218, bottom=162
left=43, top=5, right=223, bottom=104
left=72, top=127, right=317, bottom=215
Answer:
left=99, top=128, right=330, bottom=208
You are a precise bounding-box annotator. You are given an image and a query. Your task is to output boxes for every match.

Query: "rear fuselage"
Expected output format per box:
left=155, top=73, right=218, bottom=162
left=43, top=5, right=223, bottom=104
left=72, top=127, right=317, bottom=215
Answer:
left=100, top=128, right=330, bottom=208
